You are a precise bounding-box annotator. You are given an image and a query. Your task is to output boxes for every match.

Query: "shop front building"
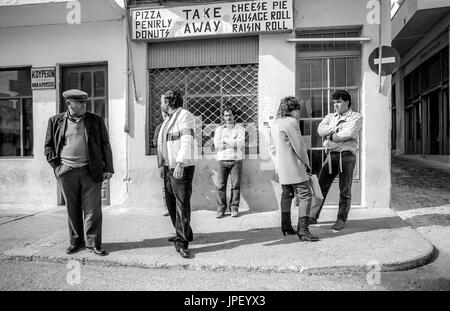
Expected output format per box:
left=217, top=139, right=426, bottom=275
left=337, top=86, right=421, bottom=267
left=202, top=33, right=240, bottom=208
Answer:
left=126, top=0, right=392, bottom=211
left=0, top=0, right=127, bottom=207
left=391, top=0, right=450, bottom=163
left=0, top=0, right=392, bottom=212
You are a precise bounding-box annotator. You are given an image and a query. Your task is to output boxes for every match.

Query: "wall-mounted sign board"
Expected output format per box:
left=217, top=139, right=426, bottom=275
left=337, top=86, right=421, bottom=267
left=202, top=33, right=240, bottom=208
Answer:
left=31, top=67, right=56, bottom=89
left=131, top=0, right=293, bottom=41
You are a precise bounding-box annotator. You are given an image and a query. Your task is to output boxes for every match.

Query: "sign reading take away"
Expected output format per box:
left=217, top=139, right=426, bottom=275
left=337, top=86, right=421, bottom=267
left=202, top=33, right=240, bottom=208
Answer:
left=131, top=0, right=293, bottom=40
left=31, top=67, right=56, bottom=89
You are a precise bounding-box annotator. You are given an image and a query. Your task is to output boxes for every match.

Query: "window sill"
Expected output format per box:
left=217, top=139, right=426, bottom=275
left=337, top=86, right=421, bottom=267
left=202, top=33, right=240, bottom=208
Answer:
left=0, top=156, right=34, bottom=160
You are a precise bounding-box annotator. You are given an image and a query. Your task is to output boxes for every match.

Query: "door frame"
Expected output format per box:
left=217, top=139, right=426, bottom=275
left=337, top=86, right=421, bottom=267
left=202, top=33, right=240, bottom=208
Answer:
left=57, top=62, right=109, bottom=205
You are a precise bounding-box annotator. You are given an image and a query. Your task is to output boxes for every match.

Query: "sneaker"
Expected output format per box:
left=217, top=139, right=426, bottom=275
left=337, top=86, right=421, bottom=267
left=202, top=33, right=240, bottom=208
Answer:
left=231, top=208, right=239, bottom=217
left=216, top=211, right=225, bottom=218
left=332, top=219, right=346, bottom=231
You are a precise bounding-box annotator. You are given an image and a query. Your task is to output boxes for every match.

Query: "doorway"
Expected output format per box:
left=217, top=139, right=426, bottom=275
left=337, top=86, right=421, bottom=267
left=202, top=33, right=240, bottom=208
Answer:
left=427, top=90, right=441, bottom=155
left=58, top=64, right=110, bottom=205
left=405, top=101, right=423, bottom=154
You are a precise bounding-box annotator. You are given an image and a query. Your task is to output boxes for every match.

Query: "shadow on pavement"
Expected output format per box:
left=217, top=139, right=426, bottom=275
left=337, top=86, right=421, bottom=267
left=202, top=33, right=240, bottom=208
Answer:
left=103, top=216, right=408, bottom=254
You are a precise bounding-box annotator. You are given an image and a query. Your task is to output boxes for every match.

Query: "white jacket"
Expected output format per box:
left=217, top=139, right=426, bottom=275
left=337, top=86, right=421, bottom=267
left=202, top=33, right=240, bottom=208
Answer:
left=157, top=108, right=198, bottom=168
left=317, top=109, right=362, bottom=154
left=213, top=124, right=245, bottom=161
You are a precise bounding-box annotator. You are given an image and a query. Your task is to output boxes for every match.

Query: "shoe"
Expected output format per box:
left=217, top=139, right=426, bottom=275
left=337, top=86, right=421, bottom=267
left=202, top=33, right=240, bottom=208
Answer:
left=66, top=244, right=84, bottom=255
left=231, top=208, right=239, bottom=217
left=332, top=219, right=346, bottom=231
left=216, top=211, right=225, bottom=218
left=168, top=236, right=176, bottom=242
left=297, top=217, right=320, bottom=242
left=86, top=246, right=107, bottom=256
left=176, top=247, right=191, bottom=258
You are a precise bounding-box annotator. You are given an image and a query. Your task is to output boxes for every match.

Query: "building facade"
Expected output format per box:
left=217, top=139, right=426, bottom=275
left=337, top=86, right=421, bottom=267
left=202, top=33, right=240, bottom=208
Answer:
left=391, top=0, right=450, bottom=164
left=0, top=0, right=392, bottom=211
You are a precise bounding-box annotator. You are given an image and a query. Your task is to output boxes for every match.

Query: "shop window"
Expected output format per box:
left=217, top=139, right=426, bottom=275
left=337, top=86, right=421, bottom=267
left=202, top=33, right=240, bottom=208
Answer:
left=61, top=66, right=108, bottom=122
left=404, top=74, right=412, bottom=101
left=445, top=88, right=449, bottom=155
left=148, top=64, right=258, bottom=156
left=296, top=29, right=362, bottom=53
left=421, top=53, right=441, bottom=92
left=0, top=68, right=33, bottom=157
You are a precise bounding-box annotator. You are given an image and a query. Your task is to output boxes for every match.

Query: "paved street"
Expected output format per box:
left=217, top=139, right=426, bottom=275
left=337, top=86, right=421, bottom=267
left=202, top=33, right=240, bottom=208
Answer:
left=0, top=155, right=449, bottom=291
left=387, top=156, right=450, bottom=290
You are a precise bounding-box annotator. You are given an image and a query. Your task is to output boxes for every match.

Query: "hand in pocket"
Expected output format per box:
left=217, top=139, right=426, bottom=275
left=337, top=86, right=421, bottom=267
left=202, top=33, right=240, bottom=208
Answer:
left=55, top=164, right=73, bottom=177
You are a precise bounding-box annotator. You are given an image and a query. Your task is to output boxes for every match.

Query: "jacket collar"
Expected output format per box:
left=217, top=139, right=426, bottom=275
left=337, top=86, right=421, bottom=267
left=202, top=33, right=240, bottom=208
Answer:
left=165, top=107, right=183, bottom=132
left=56, top=111, right=93, bottom=139
left=333, top=109, right=353, bottom=119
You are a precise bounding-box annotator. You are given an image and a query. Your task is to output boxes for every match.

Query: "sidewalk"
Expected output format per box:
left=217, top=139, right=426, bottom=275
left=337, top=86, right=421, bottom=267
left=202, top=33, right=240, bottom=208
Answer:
left=0, top=204, right=435, bottom=274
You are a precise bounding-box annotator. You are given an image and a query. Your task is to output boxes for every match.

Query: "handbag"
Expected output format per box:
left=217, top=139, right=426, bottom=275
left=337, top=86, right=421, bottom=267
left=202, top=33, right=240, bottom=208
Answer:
left=308, top=173, right=324, bottom=218
left=295, top=149, right=324, bottom=218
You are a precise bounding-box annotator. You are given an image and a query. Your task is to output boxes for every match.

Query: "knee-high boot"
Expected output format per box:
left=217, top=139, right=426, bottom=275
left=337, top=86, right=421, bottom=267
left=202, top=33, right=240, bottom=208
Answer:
left=297, top=216, right=319, bottom=242
left=281, top=212, right=296, bottom=236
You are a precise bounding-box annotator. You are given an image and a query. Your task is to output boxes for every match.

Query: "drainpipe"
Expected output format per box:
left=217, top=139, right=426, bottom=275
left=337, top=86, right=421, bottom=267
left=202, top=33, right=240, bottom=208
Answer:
left=123, top=2, right=140, bottom=193
left=123, top=9, right=131, bottom=193
left=378, top=0, right=383, bottom=93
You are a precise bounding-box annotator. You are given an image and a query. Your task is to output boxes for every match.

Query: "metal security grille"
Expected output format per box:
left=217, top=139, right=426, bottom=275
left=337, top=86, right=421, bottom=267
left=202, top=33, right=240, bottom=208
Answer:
left=405, top=47, right=449, bottom=101
left=148, top=64, right=258, bottom=155
left=421, top=53, right=442, bottom=92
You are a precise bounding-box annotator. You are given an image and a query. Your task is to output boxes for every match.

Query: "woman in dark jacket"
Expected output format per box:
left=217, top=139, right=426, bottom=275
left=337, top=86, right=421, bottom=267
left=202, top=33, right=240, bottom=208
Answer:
left=269, top=96, right=319, bottom=241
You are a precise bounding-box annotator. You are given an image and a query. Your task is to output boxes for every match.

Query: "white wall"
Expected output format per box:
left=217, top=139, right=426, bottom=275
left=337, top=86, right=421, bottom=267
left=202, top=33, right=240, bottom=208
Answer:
left=295, top=0, right=367, bottom=29
left=0, top=19, right=127, bottom=207
left=360, top=0, right=392, bottom=209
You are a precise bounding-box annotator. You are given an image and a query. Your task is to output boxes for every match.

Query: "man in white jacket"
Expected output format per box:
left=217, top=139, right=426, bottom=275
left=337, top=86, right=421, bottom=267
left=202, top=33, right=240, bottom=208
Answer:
left=157, top=90, right=197, bottom=258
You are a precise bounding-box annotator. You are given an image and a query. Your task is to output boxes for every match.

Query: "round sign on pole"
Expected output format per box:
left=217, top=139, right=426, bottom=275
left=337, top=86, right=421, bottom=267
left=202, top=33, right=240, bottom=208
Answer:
left=368, top=45, right=401, bottom=76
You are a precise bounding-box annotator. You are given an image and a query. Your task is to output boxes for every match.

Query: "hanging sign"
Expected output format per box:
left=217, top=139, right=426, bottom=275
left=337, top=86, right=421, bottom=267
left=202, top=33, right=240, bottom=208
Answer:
left=130, top=0, right=293, bottom=41
left=31, top=67, right=56, bottom=89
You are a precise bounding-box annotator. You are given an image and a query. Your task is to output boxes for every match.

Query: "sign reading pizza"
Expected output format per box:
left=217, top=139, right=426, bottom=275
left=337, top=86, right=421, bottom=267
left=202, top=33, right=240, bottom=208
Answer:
left=131, top=0, right=293, bottom=40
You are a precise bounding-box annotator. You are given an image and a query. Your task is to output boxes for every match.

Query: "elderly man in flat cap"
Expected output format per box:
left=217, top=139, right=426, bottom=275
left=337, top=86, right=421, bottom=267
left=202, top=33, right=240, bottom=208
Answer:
left=45, top=89, right=114, bottom=256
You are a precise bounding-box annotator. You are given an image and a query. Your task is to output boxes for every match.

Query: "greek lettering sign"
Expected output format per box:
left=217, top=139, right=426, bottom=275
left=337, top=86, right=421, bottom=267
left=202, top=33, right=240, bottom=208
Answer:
left=31, top=67, right=56, bottom=89
left=131, top=0, right=293, bottom=41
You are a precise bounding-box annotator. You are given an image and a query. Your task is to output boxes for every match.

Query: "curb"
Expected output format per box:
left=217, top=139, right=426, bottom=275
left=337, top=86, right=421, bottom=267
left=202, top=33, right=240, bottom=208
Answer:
left=0, top=244, right=437, bottom=275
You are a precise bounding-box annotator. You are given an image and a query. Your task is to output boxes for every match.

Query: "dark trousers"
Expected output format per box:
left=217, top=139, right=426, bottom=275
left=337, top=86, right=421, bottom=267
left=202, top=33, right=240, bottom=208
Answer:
left=216, top=160, right=242, bottom=212
left=57, top=165, right=103, bottom=248
left=316, top=151, right=356, bottom=221
left=164, top=165, right=195, bottom=250
left=281, top=181, right=312, bottom=218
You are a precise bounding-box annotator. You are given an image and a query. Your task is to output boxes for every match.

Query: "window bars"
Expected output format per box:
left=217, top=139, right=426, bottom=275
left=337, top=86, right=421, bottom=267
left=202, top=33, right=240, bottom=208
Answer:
left=149, top=64, right=259, bottom=155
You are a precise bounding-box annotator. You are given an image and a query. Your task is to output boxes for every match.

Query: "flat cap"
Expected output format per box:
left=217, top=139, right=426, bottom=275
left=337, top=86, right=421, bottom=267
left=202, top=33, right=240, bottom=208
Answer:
left=62, top=89, right=88, bottom=100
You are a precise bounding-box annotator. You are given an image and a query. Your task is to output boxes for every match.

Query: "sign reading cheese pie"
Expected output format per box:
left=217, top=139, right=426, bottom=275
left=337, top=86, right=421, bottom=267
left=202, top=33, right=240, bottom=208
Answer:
left=131, top=0, right=293, bottom=41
